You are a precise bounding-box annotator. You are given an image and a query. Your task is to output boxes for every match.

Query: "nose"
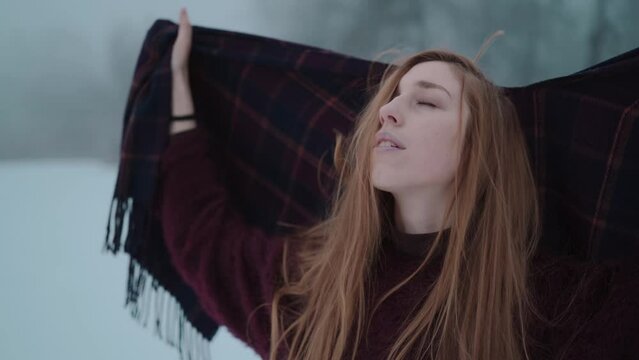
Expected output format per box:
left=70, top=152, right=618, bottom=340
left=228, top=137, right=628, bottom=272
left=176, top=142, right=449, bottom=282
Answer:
left=378, top=101, right=402, bottom=127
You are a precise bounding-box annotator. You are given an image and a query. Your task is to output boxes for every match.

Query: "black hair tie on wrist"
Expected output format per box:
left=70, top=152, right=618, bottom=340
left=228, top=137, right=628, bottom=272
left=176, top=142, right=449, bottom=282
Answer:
left=170, top=114, right=196, bottom=121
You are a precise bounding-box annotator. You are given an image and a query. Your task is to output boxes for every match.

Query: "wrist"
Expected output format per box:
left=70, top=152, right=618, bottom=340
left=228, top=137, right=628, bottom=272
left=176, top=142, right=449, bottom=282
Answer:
left=172, top=70, right=194, bottom=116
left=172, top=68, right=189, bottom=81
left=169, top=120, right=197, bottom=135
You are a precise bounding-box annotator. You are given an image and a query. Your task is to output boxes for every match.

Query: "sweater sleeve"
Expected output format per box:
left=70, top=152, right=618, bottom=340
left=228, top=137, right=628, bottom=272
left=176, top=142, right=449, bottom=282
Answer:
left=158, top=127, right=286, bottom=356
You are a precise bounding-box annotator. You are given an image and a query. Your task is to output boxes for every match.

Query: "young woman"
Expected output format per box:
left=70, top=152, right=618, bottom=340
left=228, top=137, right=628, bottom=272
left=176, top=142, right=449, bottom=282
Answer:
left=162, top=7, right=638, bottom=360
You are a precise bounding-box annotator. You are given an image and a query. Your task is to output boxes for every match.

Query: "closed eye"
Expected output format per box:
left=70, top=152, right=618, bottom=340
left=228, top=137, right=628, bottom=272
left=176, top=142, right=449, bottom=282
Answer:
left=417, top=101, right=437, bottom=108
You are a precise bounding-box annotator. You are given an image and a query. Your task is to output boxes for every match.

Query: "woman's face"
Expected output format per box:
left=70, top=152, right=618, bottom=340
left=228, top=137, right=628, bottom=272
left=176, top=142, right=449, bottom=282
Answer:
left=371, top=61, right=469, bottom=194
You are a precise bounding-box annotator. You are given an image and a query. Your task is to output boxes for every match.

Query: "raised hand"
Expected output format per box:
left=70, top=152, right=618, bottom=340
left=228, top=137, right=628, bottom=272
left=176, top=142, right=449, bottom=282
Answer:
left=170, top=7, right=196, bottom=133
left=171, top=7, right=192, bottom=74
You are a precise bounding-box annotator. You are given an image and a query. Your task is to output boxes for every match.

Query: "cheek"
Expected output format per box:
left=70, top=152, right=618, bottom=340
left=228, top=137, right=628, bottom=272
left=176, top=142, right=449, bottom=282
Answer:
left=408, top=127, right=460, bottom=182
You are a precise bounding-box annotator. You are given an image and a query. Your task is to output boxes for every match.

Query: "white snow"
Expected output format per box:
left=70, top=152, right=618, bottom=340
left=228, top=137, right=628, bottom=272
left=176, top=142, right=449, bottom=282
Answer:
left=0, top=160, right=259, bottom=360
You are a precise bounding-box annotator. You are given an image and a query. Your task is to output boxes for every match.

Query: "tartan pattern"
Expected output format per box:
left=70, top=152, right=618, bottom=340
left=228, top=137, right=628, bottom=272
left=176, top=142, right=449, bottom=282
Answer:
left=104, top=18, right=639, bottom=359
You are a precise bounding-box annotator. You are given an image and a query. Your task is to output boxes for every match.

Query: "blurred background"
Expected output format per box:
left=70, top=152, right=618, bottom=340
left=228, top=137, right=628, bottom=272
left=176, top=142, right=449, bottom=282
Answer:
left=1, top=0, right=637, bottom=359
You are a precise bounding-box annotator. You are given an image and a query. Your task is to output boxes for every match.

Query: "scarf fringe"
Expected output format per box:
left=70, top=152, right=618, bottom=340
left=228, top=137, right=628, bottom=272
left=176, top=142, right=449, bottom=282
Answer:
left=104, top=196, right=213, bottom=360
left=104, top=195, right=131, bottom=254
left=126, top=257, right=212, bottom=360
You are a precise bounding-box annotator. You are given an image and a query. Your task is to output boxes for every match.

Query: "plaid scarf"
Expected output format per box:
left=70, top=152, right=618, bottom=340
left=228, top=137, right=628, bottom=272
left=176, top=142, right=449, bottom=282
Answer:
left=103, top=18, right=639, bottom=360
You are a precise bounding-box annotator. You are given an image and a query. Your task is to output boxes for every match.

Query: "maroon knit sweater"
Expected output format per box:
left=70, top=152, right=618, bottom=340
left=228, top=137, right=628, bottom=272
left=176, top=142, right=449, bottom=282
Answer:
left=159, top=127, right=639, bottom=360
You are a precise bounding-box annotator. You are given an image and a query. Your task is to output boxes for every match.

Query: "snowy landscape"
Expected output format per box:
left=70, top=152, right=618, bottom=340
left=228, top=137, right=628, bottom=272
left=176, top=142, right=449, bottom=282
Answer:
left=0, top=160, right=260, bottom=359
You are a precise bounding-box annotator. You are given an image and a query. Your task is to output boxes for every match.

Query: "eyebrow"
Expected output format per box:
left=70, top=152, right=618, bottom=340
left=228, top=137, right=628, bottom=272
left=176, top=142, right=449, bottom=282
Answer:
left=398, top=80, right=452, bottom=99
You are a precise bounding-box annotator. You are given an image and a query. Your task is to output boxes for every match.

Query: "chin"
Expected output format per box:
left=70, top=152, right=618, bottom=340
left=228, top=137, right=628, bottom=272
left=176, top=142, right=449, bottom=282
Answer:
left=371, top=174, right=400, bottom=193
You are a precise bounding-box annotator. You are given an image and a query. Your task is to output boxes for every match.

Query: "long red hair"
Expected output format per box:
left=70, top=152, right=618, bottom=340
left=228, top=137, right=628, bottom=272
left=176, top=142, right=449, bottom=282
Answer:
left=266, top=40, right=545, bottom=360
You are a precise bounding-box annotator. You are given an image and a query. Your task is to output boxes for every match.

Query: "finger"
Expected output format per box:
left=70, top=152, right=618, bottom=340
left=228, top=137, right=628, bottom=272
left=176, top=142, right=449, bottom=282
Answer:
left=176, top=7, right=192, bottom=49
left=177, top=10, right=190, bottom=33
left=180, top=7, right=190, bottom=25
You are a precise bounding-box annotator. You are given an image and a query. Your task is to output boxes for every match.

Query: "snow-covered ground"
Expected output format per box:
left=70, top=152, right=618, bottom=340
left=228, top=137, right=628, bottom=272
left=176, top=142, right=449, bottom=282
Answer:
left=0, top=160, right=259, bottom=360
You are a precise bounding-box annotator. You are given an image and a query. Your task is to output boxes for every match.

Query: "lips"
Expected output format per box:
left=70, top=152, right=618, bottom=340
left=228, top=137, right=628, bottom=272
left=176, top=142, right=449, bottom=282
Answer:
left=377, top=140, right=402, bottom=148
left=375, top=131, right=406, bottom=149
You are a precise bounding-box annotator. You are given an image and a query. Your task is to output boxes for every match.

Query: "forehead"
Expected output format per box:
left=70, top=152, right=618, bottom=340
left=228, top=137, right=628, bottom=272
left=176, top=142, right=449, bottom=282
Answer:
left=398, top=61, right=461, bottom=100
